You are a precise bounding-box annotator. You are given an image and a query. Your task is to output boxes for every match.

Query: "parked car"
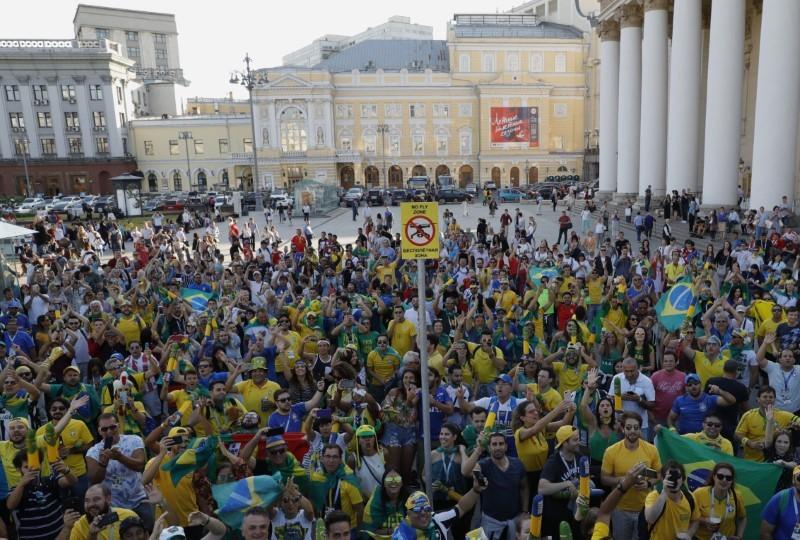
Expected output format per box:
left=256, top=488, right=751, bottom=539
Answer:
left=465, top=183, right=478, bottom=197
left=411, top=189, right=430, bottom=202
left=214, top=195, right=232, bottom=210
left=388, top=189, right=410, bottom=205
left=498, top=188, right=524, bottom=202
left=343, top=187, right=364, bottom=204
left=14, top=198, right=45, bottom=214
left=52, top=196, right=81, bottom=212
left=92, top=195, right=117, bottom=212
left=435, top=187, right=472, bottom=204
left=157, top=199, right=184, bottom=212
left=273, top=195, right=292, bottom=210
left=366, top=189, right=391, bottom=206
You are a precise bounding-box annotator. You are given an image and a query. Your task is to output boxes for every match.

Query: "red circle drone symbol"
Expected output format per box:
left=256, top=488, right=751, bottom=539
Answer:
left=404, top=215, right=435, bottom=246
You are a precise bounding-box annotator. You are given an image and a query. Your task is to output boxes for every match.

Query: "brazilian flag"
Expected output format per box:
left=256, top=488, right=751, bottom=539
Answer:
left=160, top=435, right=218, bottom=484
left=528, top=266, right=559, bottom=285
left=654, top=277, right=696, bottom=332
left=309, top=465, right=361, bottom=513
left=656, top=428, right=782, bottom=540
left=180, top=287, right=214, bottom=311
left=212, top=473, right=284, bottom=528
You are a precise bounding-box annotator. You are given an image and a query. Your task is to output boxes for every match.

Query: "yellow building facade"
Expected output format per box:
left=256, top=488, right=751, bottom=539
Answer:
left=132, top=13, right=588, bottom=192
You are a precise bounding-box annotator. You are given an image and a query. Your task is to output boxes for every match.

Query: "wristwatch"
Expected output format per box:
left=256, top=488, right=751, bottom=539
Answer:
left=616, top=480, right=627, bottom=493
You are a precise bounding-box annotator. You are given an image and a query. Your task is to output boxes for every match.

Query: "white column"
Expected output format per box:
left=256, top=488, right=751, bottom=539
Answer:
left=46, top=80, right=67, bottom=157
left=19, top=83, right=41, bottom=158
left=598, top=20, right=620, bottom=195
left=617, top=4, right=643, bottom=196
left=750, top=0, right=800, bottom=210
left=0, top=78, right=12, bottom=158
left=103, top=80, right=123, bottom=156
left=73, top=78, right=95, bottom=158
left=701, top=0, right=745, bottom=207
left=665, top=0, right=702, bottom=195
left=638, top=0, right=668, bottom=198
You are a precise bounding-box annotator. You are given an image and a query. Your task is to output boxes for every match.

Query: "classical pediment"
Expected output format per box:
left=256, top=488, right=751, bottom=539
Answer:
left=268, top=74, right=313, bottom=88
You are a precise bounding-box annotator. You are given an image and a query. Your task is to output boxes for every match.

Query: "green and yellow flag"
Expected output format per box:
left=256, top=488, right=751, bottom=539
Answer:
left=180, top=287, right=214, bottom=311
left=212, top=473, right=284, bottom=529
left=656, top=428, right=782, bottom=540
left=654, top=277, right=696, bottom=332
left=160, top=435, right=218, bottom=484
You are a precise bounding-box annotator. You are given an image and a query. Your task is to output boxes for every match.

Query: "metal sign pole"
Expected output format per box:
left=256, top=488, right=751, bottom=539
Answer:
left=417, top=258, right=433, bottom=502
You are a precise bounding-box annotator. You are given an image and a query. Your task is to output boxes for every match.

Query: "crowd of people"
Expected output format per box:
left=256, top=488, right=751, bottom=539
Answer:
left=0, top=189, right=799, bottom=540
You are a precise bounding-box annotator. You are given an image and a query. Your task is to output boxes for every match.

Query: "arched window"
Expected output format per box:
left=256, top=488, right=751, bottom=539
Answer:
left=221, top=169, right=229, bottom=186
left=197, top=171, right=207, bottom=190
left=147, top=173, right=158, bottom=192
left=173, top=171, right=182, bottom=191
left=280, top=107, right=307, bottom=152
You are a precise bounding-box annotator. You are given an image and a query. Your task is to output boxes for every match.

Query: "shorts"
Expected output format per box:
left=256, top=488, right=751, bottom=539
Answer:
left=381, top=423, right=416, bottom=448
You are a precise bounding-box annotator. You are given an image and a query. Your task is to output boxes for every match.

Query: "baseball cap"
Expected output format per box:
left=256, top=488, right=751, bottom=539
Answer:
left=685, top=373, right=701, bottom=384
left=405, top=491, right=432, bottom=513
left=15, top=366, right=31, bottom=376
left=495, top=374, right=513, bottom=385
left=249, top=357, right=267, bottom=371
left=265, top=435, right=287, bottom=449
left=555, top=425, right=577, bottom=448
left=159, top=526, right=186, bottom=540
left=735, top=305, right=747, bottom=313
left=167, top=426, right=189, bottom=438
left=63, top=365, right=81, bottom=375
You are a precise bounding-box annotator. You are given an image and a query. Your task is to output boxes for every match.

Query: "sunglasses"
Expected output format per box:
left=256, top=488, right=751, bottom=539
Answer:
left=410, top=504, right=433, bottom=514
left=715, top=473, right=733, bottom=481
left=276, top=397, right=290, bottom=403
left=269, top=447, right=287, bottom=456
left=384, top=476, right=403, bottom=487
left=99, top=425, right=119, bottom=432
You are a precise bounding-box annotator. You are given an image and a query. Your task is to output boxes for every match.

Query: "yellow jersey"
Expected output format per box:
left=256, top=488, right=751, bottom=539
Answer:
left=735, top=408, right=799, bottom=461
left=233, top=379, right=280, bottom=426
left=36, top=418, right=94, bottom=477
left=691, top=486, right=744, bottom=540
left=514, top=428, right=548, bottom=472
left=644, top=489, right=699, bottom=540
left=601, top=440, right=662, bottom=512
left=387, top=319, right=416, bottom=356
left=146, top=455, right=196, bottom=526
left=466, top=342, right=505, bottom=383
left=682, top=432, right=733, bottom=456
left=693, top=350, right=730, bottom=387
left=552, top=362, right=589, bottom=395
left=70, top=507, right=138, bottom=540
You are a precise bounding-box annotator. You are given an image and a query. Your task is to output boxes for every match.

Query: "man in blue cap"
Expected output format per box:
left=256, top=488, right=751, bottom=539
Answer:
left=0, top=299, right=30, bottom=331
left=458, top=373, right=523, bottom=455
left=667, top=372, right=736, bottom=434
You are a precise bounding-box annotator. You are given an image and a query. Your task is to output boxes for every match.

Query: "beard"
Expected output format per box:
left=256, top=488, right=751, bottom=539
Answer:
left=88, top=503, right=110, bottom=518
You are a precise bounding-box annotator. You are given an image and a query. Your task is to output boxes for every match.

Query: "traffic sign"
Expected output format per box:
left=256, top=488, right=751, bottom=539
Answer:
left=400, top=202, right=440, bottom=259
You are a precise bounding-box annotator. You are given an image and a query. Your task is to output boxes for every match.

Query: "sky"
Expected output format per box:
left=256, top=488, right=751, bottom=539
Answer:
left=5, top=0, right=525, bottom=105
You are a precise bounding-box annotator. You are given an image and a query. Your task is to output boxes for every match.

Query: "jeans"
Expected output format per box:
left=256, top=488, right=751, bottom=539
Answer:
left=611, top=509, right=640, bottom=540
left=133, top=501, right=155, bottom=532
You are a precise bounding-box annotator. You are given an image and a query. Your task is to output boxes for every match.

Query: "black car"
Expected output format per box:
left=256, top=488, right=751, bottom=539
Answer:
left=367, top=189, right=391, bottom=206
left=388, top=189, right=410, bottom=205
left=435, top=187, right=472, bottom=204
left=411, top=189, right=430, bottom=202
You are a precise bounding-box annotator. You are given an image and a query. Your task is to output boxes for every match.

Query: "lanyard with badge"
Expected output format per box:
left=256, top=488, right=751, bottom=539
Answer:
left=782, top=369, right=796, bottom=403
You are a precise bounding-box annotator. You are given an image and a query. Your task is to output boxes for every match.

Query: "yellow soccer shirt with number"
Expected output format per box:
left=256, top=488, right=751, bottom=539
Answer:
left=366, top=350, right=401, bottom=385
left=36, top=418, right=94, bottom=477
left=601, top=439, right=662, bottom=512
left=552, top=362, right=589, bottom=395
left=466, top=343, right=505, bottom=383
left=514, top=428, right=548, bottom=472
left=735, top=408, right=799, bottom=461
left=233, top=379, right=280, bottom=426
left=691, top=486, right=745, bottom=540
left=644, top=489, right=699, bottom=540
left=146, top=455, right=196, bottom=526
left=69, top=507, right=138, bottom=540
left=682, top=432, right=733, bottom=455
left=387, top=319, right=416, bottom=356
left=693, top=350, right=731, bottom=386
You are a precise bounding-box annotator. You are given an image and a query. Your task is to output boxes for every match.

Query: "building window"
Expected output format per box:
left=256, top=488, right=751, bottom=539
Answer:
left=37, top=112, right=52, bottom=128
left=548, top=0, right=558, bottom=14
left=482, top=53, right=495, bottom=72
left=507, top=53, right=520, bottom=72
left=384, top=103, right=401, bottom=118
left=459, top=54, right=470, bottom=72
left=116, top=87, right=123, bottom=104
left=413, top=133, right=424, bottom=155
left=340, top=136, right=352, bottom=151
left=172, top=171, right=182, bottom=191
left=148, top=173, right=158, bottom=192
left=436, top=131, right=448, bottom=155
left=169, top=139, right=179, bottom=155
left=14, top=139, right=28, bottom=156
left=194, top=139, right=204, bottom=154
left=460, top=132, right=472, bottom=155
left=40, top=137, right=55, bottom=155
left=335, top=104, right=353, bottom=119
left=530, top=53, right=544, bottom=73
left=153, top=33, right=167, bottom=44
left=535, top=3, right=545, bottom=16
left=32, top=85, right=48, bottom=102
left=95, top=28, right=109, bottom=39
left=64, top=112, right=80, bottom=129
left=363, top=132, right=376, bottom=155
left=433, top=104, right=449, bottom=118
left=122, top=137, right=127, bottom=154
left=155, top=49, right=168, bottom=62
left=125, top=31, right=138, bottom=42
left=390, top=133, right=400, bottom=155
left=409, top=103, right=426, bottom=118
left=68, top=137, right=82, bottom=154
left=554, top=103, right=568, bottom=118
left=459, top=104, right=473, bottom=117
left=555, top=54, right=567, bottom=73
left=127, top=46, right=140, bottom=59
left=9, top=113, right=24, bottom=129
left=144, top=140, right=154, bottom=155
left=197, top=171, right=207, bottom=189
left=92, top=111, right=106, bottom=127
left=61, top=85, right=76, bottom=100
left=243, top=138, right=253, bottom=153
left=96, top=137, right=109, bottom=153
left=360, top=104, right=377, bottom=118
left=5, top=85, right=20, bottom=101
left=118, top=112, right=126, bottom=127
left=218, top=138, right=229, bottom=153
left=89, top=85, right=103, bottom=100
left=279, top=107, right=307, bottom=152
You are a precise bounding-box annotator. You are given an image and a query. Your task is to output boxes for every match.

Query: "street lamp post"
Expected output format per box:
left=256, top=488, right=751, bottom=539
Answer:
left=178, top=131, right=192, bottom=192
left=16, top=137, right=31, bottom=196
left=230, top=54, right=267, bottom=210
left=377, top=123, right=389, bottom=190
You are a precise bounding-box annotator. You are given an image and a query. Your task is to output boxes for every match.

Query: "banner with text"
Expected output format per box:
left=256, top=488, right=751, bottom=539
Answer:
left=490, top=106, right=539, bottom=148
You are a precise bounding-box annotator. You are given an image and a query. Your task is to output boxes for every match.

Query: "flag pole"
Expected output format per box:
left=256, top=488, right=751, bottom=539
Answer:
left=418, top=258, right=433, bottom=502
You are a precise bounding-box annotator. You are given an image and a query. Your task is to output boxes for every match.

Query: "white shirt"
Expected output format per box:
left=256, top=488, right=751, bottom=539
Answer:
left=764, top=362, right=800, bottom=413
left=271, top=510, right=313, bottom=540
left=611, top=372, right=656, bottom=429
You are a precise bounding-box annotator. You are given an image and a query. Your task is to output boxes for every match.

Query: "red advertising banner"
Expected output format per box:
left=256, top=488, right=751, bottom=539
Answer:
left=490, top=107, right=539, bottom=147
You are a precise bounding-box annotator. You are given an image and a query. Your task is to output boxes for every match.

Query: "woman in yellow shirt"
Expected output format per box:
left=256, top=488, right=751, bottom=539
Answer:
left=512, top=399, right=574, bottom=498
left=691, top=462, right=746, bottom=540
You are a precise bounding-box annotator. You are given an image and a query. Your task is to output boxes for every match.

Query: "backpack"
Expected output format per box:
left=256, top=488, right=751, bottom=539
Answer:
left=637, top=487, right=695, bottom=540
